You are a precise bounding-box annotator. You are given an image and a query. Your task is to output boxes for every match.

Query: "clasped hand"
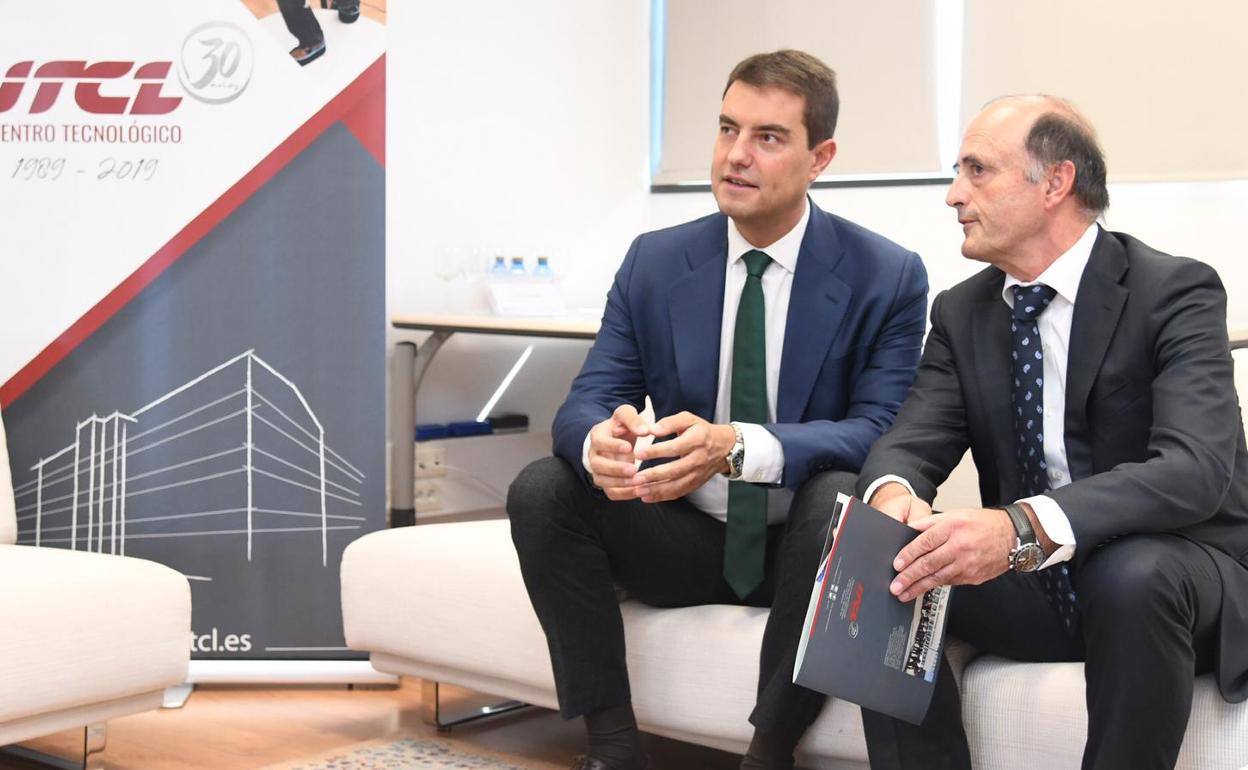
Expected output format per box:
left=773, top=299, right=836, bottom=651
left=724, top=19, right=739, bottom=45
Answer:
left=871, top=484, right=1015, bottom=602
left=587, top=405, right=735, bottom=503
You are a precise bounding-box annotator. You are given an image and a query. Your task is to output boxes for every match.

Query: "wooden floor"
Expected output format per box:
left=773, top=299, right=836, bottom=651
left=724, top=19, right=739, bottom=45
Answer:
left=2, top=679, right=743, bottom=770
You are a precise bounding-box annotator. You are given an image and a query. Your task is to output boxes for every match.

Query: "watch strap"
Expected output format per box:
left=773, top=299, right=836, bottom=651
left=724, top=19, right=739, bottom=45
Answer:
left=999, top=503, right=1036, bottom=545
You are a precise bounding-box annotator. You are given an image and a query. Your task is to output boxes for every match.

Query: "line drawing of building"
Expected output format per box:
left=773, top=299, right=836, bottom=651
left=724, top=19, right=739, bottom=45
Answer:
left=12, top=350, right=366, bottom=568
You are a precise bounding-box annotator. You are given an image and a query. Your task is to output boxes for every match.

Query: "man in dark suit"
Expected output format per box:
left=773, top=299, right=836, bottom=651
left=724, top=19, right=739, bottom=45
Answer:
left=856, top=94, right=1248, bottom=769
left=507, top=50, right=928, bottom=770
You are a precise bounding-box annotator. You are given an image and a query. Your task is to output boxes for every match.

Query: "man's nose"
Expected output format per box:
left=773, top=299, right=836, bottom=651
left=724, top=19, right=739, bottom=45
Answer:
left=727, top=134, right=751, bottom=167
left=945, top=174, right=966, bottom=208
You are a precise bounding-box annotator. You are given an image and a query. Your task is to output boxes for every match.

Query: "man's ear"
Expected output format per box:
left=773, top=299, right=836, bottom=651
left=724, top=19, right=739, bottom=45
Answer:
left=809, top=138, right=837, bottom=181
left=1044, top=159, right=1077, bottom=209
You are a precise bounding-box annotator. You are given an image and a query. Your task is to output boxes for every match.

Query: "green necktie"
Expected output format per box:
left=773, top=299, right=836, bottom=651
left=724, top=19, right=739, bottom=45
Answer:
left=724, top=249, right=771, bottom=598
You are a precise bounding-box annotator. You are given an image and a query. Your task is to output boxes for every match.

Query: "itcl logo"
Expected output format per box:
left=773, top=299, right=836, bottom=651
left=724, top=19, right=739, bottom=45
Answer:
left=0, top=61, right=183, bottom=115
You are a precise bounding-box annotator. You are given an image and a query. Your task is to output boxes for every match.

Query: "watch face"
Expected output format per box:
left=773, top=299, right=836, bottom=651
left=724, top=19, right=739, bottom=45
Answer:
left=1011, top=543, right=1045, bottom=572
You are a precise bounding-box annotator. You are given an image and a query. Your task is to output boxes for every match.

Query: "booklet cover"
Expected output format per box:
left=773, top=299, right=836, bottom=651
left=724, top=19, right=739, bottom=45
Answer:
left=793, top=493, right=951, bottom=725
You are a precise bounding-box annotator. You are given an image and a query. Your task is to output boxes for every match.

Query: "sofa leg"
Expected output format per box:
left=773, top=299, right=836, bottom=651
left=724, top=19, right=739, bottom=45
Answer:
left=421, top=679, right=529, bottom=733
left=162, top=683, right=195, bottom=709
left=0, top=722, right=107, bottom=770
left=84, top=723, right=106, bottom=770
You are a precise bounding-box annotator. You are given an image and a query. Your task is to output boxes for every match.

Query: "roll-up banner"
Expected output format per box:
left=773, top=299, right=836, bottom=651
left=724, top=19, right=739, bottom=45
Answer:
left=0, top=1, right=386, bottom=676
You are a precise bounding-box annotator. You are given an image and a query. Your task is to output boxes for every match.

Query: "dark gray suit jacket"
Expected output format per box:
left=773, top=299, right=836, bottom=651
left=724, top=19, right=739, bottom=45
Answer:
left=857, top=227, right=1248, bottom=701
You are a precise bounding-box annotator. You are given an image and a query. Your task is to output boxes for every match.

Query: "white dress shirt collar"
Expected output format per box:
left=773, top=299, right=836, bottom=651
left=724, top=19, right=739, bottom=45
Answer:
left=867, top=224, right=1102, bottom=569
left=1002, top=223, right=1099, bottom=306
left=726, top=197, right=809, bottom=275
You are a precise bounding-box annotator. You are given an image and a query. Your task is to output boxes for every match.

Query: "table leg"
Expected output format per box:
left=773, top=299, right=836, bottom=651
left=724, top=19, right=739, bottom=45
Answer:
left=390, top=342, right=416, bottom=526
left=390, top=332, right=452, bottom=527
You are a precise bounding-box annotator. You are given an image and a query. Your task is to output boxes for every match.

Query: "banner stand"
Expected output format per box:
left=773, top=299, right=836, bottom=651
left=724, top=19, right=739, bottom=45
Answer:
left=187, top=659, right=396, bottom=685
left=162, top=661, right=398, bottom=708
left=2, top=2, right=389, bottom=689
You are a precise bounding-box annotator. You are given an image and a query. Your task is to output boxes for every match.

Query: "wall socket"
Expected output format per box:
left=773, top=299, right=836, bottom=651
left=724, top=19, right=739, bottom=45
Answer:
left=414, top=480, right=443, bottom=512
left=416, top=443, right=447, bottom=477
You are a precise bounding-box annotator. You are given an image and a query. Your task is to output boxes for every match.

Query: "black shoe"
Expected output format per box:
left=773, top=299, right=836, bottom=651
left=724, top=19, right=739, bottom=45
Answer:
left=289, top=41, right=326, bottom=66
left=336, top=0, right=360, bottom=23
left=569, top=756, right=654, bottom=770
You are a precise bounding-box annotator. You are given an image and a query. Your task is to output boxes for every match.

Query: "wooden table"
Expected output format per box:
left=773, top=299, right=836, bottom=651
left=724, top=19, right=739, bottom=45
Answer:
left=385, top=320, right=1247, bottom=525
left=388, top=314, right=599, bottom=525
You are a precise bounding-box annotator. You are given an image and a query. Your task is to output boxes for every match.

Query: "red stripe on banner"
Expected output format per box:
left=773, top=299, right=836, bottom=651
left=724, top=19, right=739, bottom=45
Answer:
left=341, top=77, right=385, bottom=167
left=808, top=499, right=852, bottom=641
left=0, top=55, right=387, bottom=410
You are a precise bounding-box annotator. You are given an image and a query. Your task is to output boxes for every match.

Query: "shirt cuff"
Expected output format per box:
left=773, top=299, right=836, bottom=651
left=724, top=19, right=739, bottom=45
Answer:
left=1018, top=494, right=1077, bottom=568
left=736, top=422, right=784, bottom=484
left=581, top=431, right=593, bottom=474
left=863, top=475, right=916, bottom=505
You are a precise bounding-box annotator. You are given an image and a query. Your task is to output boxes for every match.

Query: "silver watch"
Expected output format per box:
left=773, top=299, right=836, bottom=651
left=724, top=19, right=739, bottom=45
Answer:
left=999, top=503, right=1045, bottom=572
left=723, top=422, right=745, bottom=480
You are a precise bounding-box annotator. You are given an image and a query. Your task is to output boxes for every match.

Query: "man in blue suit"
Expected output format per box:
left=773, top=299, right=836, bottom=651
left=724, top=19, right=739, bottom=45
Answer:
left=508, top=50, right=928, bottom=770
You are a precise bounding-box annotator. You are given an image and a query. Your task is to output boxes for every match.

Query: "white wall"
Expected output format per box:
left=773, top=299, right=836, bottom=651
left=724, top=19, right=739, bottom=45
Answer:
left=387, top=0, right=653, bottom=431
left=389, top=1, right=1248, bottom=436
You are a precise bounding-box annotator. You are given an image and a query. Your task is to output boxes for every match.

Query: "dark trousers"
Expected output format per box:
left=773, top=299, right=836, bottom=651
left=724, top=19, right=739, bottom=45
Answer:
left=861, top=533, right=1224, bottom=770
left=508, top=456, right=852, bottom=736
left=277, top=0, right=323, bottom=47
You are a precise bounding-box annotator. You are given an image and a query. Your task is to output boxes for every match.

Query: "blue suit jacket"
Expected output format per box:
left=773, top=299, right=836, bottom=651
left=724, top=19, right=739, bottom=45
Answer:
left=553, top=203, right=928, bottom=490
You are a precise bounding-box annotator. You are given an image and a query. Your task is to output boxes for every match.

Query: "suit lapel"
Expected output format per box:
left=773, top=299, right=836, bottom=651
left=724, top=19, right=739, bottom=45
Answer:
left=777, top=206, right=850, bottom=423
left=970, top=282, right=1017, bottom=497
left=1064, top=231, right=1128, bottom=481
left=668, top=217, right=728, bottom=421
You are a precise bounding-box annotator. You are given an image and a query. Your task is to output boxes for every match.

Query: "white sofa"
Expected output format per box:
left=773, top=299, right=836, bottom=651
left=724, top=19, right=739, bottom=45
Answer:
left=342, top=345, right=1248, bottom=769
left=0, top=410, right=192, bottom=765
left=342, top=515, right=1248, bottom=769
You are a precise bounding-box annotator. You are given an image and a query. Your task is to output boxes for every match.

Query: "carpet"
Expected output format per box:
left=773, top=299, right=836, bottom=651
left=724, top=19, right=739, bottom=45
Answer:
left=258, top=736, right=538, bottom=770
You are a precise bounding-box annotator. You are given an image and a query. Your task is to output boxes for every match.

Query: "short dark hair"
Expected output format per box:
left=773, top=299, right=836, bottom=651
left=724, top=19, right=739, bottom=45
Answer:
left=1024, top=111, right=1110, bottom=218
left=724, top=50, right=839, bottom=148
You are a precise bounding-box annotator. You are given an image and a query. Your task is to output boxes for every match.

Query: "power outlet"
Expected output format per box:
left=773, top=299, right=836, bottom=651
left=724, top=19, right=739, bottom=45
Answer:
left=414, top=480, right=443, bottom=512
left=416, top=443, right=447, bottom=478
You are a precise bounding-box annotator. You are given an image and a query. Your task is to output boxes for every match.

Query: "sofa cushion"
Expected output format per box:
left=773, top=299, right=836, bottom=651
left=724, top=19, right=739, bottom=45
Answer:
left=342, top=520, right=866, bottom=757
left=0, top=410, right=15, bottom=547
left=0, top=545, right=191, bottom=724
left=342, top=519, right=981, bottom=767
left=621, top=600, right=877, bottom=763
left=962, top=656, right=1248, bottom=769
left=343, top=520, right=556, bottom=695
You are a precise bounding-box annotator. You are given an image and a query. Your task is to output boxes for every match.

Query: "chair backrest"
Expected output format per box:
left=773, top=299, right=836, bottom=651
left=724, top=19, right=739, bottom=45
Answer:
left=0, top=409, right=15, bottom=545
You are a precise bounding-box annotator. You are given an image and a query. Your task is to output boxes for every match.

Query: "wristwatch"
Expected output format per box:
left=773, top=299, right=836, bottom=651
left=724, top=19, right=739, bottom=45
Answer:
left=998, top=503, right=1045, bottom=572
left=723, top=422, right=745, bottom=480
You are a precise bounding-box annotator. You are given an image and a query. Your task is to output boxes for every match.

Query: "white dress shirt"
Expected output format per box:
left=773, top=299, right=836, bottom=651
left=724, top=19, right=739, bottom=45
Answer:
left=866, top=223, right=1100, bottom=568
left=583, top=201, right=808, bottom=523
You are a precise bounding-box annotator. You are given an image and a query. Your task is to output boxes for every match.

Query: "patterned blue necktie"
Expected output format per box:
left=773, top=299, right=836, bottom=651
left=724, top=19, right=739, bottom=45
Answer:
left=1010, top=283, right=1078, bottom=635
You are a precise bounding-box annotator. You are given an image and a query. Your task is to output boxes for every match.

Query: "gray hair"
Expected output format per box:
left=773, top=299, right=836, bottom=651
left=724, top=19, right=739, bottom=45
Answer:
left=991, top=95, right=1109, bottom=220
